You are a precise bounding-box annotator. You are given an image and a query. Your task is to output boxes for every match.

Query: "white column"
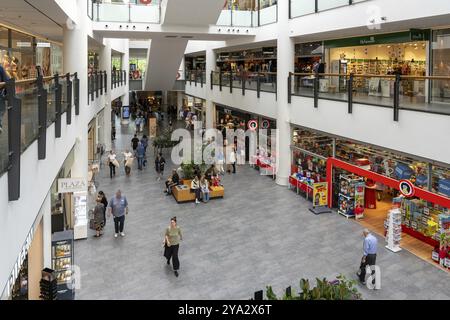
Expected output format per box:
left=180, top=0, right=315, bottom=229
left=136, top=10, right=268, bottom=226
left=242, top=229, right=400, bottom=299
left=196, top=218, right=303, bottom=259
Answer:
left=41, top=192, right=52, bottom=268
left=63, top=0, right=89, bottom=180
left=100, top=39, right=112, bottom=151
left=122, top=40, right=130, bottom=106
left=205, top=45, right=216, bottom=129
left=179, top=56, right=186, bottom=80
left=275, top=0, right=294, bottom=186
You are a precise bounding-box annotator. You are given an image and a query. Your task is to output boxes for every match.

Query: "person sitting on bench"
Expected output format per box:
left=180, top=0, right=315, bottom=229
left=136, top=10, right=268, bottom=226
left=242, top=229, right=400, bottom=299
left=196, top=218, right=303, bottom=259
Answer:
left=165, top=169, right=180, bottom=195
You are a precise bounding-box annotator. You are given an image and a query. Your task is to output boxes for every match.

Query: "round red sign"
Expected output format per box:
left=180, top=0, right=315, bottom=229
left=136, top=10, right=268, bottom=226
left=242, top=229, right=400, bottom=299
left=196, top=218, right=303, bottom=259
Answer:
left=399, top=180, right=415, bottom=198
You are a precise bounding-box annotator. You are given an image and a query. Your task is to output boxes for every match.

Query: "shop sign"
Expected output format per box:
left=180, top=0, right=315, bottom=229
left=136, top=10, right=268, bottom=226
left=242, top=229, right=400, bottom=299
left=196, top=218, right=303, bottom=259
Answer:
left=36, top=42, right=51, bottom=48
left=16, top=41, right=31, bottom=48
left=313, top=182, right=328, bottom=208
left=58, top=178, right=87, bottom=193
left=261, top=119, right=270, bottom=129
left=2, top=228, right=34, bottom=300
left=410, top=29, right=429, bottom=41
left=324, top=31, right=414, bottom=48
left=360, top=36, right=376, bottom=45
left=247, top=120, right=258, bottom=131
left=399, top=180, right=415, bottom=198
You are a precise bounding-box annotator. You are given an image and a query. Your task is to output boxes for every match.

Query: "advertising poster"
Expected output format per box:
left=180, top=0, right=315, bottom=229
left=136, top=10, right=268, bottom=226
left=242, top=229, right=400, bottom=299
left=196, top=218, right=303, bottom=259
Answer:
left=354, top=182, right=366, bottom=218
left=149, top=117, right=157, bottom=138
left=313, top=182, right=328, bottom=208
left=122, top=106, right=130, bottom=119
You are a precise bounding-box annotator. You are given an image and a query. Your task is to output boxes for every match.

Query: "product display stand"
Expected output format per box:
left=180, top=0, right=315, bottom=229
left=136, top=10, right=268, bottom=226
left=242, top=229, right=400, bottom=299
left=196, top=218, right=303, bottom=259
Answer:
left=385, top=208, right=402, bottom=253
left=338, top=174, right=365, bottom=219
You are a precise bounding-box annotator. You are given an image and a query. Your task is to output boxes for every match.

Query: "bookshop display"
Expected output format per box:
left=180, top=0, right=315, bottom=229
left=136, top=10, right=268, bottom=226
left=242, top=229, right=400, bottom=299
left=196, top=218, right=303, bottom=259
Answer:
left=385, top=200, right=403, bottom=252
left=338, top=174, right=365, bottom=219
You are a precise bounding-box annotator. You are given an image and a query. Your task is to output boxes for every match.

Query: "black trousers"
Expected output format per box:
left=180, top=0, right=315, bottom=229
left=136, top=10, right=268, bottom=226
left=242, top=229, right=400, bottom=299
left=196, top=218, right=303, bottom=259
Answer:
left=194, top=188, right=201, bottom=201
left=232, top=162, right=236, bottom=173
left=359, top=254, right=377, bottom=282
left=113, top=215, right=125, bottom=233
left=109, top=163, right=116, bottom=178
left=164, top=244, right=180, bottom=270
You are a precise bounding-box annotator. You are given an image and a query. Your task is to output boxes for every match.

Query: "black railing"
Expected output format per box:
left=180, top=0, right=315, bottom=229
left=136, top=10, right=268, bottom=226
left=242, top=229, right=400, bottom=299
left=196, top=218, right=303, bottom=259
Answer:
left=289, top=72, right=450, bottom=119
left=209, top=71, right=277, bottom=97
left=0, top=72, right=80, bottom=201
left=109, top=69, right=126, bottom=90
left=185, top=70, right=206, bottom=88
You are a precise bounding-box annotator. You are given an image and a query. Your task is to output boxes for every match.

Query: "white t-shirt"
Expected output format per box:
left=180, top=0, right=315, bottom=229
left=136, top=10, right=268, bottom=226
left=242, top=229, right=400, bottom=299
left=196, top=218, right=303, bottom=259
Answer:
left=123, top=152, right=133, bottom=161
left=108, top=154, right=116, bottom=162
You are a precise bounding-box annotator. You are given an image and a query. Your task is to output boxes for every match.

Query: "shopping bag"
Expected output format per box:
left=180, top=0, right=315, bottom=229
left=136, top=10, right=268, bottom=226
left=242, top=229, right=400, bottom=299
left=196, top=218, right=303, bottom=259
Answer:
left=89, top=219, right=96, bottom=230
left=125, top=157, right=134, bottom=167
left=112, top=159, right=120, bottom=168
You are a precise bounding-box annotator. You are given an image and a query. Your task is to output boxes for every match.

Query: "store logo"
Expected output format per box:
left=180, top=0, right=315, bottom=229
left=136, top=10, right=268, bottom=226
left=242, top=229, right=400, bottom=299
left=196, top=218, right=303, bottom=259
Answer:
left=58, top=178, right=87, bottom=193
left=360, top=37, right=376, bottom=45
left=399, top=180, right=415, bottom=198
left=261, top=120, right=270, bottom=130
left=247, top=120, right=258, bottom=131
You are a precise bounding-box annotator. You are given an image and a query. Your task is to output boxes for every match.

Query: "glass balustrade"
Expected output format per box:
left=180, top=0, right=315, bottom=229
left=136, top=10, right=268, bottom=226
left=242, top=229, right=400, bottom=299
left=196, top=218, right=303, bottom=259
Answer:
left=16, top=82, right=39, bottom=152
left=92, top=0, right=161, bottom=24
left=0, top=93, right=8, bottom=174
left=290, top=0, right=370, bottom=19
left=45, top=81, right=57, bottom=127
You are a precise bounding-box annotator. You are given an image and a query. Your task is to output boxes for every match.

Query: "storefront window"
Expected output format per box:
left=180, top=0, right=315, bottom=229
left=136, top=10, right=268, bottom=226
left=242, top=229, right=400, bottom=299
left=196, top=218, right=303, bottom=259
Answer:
left=7, top=30, right=34, bottom=80
left=292, top=128, right=333, bottom=158
left=431, top=29, right=450, bottom=104
left=51, top=43, right=63, bottom=75
left=432, top=165, right=450, bottom=198
left=129, top=57, right=147, bottom=80
left=112, top=55, right=122, bottom=70
left=295, top=42, right=323, bottom=73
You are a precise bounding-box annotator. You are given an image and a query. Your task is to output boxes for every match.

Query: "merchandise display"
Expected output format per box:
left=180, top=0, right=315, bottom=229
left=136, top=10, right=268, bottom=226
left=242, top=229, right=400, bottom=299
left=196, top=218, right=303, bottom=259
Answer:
left=51, top=230, right=75, bottom=300
left=385, top=204, right=403, bottom=252
left=338, top=174, right=365, bottom=219
left=73, top=192, right=88, bottom=240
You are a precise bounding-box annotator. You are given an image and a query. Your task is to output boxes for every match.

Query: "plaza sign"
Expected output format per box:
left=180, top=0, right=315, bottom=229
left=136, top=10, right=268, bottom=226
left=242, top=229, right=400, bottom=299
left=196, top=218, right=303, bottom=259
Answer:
left=58, top=178, right=87, bottom=193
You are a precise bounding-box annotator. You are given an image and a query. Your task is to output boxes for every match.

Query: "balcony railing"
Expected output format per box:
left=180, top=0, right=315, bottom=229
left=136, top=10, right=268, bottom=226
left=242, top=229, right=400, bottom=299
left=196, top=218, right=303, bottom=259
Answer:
left=288, top=72, right=450, bottom=119
left=88, top=0, right=161, bottom=24
left=209, top=71, right=277, bottom=97
left=109, top=70, right=127, bottom=91
left=289, top=0, right=370, bottom=19
left=217, top=2, right=278, bottom=27
left=185, top=70, right=206, bottom=87
left=0, top=72, right=83, bottom=201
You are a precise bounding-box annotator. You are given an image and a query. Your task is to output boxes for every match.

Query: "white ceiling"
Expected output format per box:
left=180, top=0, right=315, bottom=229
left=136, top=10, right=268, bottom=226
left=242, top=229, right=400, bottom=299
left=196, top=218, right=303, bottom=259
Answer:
left=0, top=0, right=68, bottom=42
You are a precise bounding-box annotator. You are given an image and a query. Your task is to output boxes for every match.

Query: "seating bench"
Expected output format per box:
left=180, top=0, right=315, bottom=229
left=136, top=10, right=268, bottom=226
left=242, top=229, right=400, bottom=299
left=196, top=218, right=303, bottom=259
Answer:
left=172, top=180, right=224, bottom=203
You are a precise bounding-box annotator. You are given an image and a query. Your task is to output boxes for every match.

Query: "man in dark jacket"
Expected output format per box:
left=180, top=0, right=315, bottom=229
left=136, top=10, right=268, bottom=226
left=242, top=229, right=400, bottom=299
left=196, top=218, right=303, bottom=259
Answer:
left=165, top=169, right=180, bottom=195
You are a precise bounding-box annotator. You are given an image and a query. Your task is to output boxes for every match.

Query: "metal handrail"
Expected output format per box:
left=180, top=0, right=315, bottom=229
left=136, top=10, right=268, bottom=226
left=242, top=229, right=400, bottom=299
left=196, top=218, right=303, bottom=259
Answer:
left=290, top=72, right=450, bottom=81
left=0, top=73, right=77, bottom=88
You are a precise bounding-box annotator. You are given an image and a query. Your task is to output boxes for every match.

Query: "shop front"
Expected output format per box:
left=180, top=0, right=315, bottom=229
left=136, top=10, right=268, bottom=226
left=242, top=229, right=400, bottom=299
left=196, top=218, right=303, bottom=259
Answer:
left=295, top=41, right=323, bottom=73
left=322, top=30, right=429, bottom=101
left=0, top=24, right=63, bottom=80
left=216, top=46, right=277, bottom=73
left=291, top=126, right=450, bottom=269
left=431, top=28, right=450, bottom=105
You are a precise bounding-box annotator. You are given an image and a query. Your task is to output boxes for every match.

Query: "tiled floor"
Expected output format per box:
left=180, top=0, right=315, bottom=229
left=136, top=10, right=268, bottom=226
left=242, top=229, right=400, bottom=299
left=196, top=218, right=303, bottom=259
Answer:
left=74, top=116, right=450, bottom=300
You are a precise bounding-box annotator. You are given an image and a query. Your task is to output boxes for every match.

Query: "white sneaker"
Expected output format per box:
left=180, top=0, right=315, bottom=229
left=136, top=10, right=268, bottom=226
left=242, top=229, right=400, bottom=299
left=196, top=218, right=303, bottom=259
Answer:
left=195, top=199, right=200, bottom=204
left=120, top=232, right=125, bottom=237
left=114, top=233, right=118, bottom=238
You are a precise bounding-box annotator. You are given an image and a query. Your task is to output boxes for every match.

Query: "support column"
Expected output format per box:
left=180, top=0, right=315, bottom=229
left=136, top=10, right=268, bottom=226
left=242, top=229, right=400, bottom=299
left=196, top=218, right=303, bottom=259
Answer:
left=122, top=40, right=130, bottom=107
left=177, top=91, right=184, bottom=119
left=205, top=45, right=216, bottom=130
left=41, top=192, right=52, bottom=269
left=100, top=39, right=112, bottom=151
left=275, top=0, right=294, bottom=186
left=63, top=0, right=88, bottom=181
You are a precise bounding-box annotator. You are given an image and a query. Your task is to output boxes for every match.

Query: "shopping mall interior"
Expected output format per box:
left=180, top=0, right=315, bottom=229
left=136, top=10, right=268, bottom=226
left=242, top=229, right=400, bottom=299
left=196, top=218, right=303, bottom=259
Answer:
left=0, top=0, right=449, bottom=302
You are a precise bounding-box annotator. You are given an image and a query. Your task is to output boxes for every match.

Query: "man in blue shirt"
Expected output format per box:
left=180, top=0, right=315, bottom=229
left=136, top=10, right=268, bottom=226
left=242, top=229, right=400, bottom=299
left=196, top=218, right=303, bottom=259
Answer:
left=0, top=65, right=10, bottom=133
left=108, top=190, right=129, bottom=238
left=136, top=142, right=146, bottom=170
left=358, top=228, right=378, bottom=284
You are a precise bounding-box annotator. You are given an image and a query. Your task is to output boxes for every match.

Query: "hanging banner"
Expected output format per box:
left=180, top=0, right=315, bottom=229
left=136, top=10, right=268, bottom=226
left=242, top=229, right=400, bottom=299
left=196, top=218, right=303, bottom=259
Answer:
left=313, top=182, right=328, bottom=208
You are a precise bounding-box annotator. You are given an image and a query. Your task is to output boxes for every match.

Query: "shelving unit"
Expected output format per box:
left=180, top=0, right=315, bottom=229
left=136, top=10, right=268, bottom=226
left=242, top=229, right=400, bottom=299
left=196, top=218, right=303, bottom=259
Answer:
left=338, top=174, right=365, bottom=219
left=51, top=230, right=75, bottom=300
left=385, top=208, right=402, bottom=252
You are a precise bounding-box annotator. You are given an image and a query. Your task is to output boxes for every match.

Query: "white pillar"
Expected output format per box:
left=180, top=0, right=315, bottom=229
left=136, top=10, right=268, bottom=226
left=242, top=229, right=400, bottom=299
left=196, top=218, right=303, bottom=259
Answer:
left=276, top=0, right=294, bottom=186
left=63, top=0, right=88, bottom=180
left=42, top=192, right=52, bottom=268
left=205, top=46, right=216, bottom=129
left=179, top=56, right=185, bottom=80
left=100, top=39, right=112, bottom=151
left=177, top=91, right=184, bottom=118
left=122, top=40, right=130, bottom=106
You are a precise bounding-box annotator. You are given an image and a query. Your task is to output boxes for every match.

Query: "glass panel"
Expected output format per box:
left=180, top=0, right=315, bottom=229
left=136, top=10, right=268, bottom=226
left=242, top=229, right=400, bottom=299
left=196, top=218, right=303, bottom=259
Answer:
left=130, top=1, right=160, bottom=23
left=290, top=0, right=316, bottom=18
left=87, top=0, right=93, bottom=19
left=232, top=9, right=253, bottom=27
left=217, top=10, right=232, bottom=26
left=259, top=2, right=277, bottom=25
left=431, top=165, right=450, bottom=198
left=431, top=29, right=450, bottom=107
left=60, top=78, right=68, bottom=114
left=292, top=74, right=314, bottom=97
left=212, top=71, right=220, bottom=85
left=260, top=72, right=276, bottom=92
left=36, top=45, right=52, bottom=77
left=0, top=93, right=8, bottom=175
left=222, top=71, right=231, bottom=87
left=0, top=26, right=8, bottom=48
left=97, top=3, right=129, bottom=22
left=318, top=0, right=349, bottom=11
left=317, top=75, right=348, bottom=101
left=45, top=81, right=56, bottom=127
left=51, top=44, right=63, bottom=76
left=16, top=82, right=39, bottom=152
left=352, top=76, right=395, bottom=107
left=292, top=129, right=333, bottom=158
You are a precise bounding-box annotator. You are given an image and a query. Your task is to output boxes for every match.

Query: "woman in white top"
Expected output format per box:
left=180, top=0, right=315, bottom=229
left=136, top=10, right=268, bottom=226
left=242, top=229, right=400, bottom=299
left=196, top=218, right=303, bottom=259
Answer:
left=123, top=150, right=133, bottom=176
left=190, top=175, right=201, bottom=204
left=228, top=147, right=237, bottom=174
left=107, top=151, right=117, bottom=178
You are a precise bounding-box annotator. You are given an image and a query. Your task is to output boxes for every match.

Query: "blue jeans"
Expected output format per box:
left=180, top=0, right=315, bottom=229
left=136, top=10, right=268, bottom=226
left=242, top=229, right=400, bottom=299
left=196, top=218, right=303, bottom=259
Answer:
left=137, top=156, right=144, bottom=169
left=202, top=192, right=210, bottom=202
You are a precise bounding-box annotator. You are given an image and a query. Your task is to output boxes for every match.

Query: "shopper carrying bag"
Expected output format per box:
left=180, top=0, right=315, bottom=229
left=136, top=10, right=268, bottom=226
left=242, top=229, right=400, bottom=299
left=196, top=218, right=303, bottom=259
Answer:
left=163, top=217, right=183, bottom=277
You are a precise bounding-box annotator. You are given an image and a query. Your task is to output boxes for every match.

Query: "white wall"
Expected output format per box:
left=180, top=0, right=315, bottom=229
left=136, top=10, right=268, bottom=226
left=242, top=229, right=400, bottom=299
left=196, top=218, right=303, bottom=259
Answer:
left=185, top=81, right=207, bottom=100
left=290, top=96, right=450, bottom=164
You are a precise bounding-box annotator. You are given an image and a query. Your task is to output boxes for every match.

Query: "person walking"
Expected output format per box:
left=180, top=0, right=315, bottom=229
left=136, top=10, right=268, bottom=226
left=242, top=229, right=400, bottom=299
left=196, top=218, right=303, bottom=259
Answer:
left=136, top=142, right=146, bottom=170
left=227, top=147, right=237, bottom=174
left=190, top=175, right=201, bottom=204
left=131, top=134, right=140, bottom=155
left=141, top=135, right=149, bottom=153
left=123, top=149, right=133, bottom=176
left=163, top=217, right=183, bottom=277
left=216, top=149, right=225, bottom=175
left=98, top=190, right=108, bottom=226
left=358, top=229, right=378, bottom=285
left=93, top=196, right=105, bottom=237
left=200, top=175, right=210, bottom=203
left=108, top=190, right=129, bottom=238
left=155, top=152, right=166, bottom=181
left=107, top=150, right=117, bottom=178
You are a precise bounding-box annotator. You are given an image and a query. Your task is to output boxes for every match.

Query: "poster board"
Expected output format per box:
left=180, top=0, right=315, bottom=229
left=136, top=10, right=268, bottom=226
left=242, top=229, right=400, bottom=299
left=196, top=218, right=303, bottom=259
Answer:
left=148, top=117, right=157, bottom=138
left=312, top=182, right=328, bottom=208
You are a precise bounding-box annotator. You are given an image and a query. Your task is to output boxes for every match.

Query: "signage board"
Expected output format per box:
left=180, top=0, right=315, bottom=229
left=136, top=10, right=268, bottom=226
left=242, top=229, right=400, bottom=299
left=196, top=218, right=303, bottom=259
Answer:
left=58, top=178, right=88, bottom=193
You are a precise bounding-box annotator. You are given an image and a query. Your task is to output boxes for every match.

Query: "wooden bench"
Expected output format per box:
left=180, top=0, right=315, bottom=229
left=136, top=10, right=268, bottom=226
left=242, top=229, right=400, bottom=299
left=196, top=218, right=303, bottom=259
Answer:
left=172, top=180, right=224, bottom=203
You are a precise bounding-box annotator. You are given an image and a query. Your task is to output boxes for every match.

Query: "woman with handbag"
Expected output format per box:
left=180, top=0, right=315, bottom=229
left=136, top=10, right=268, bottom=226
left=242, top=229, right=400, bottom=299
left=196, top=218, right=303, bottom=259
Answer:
left=107, top=150, right=118, bottom=178
left=163, top=217, right=183, bottom=277
left=93, top=196, right=105, bottom=237
left=123, top=149, right=133, bottom=176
